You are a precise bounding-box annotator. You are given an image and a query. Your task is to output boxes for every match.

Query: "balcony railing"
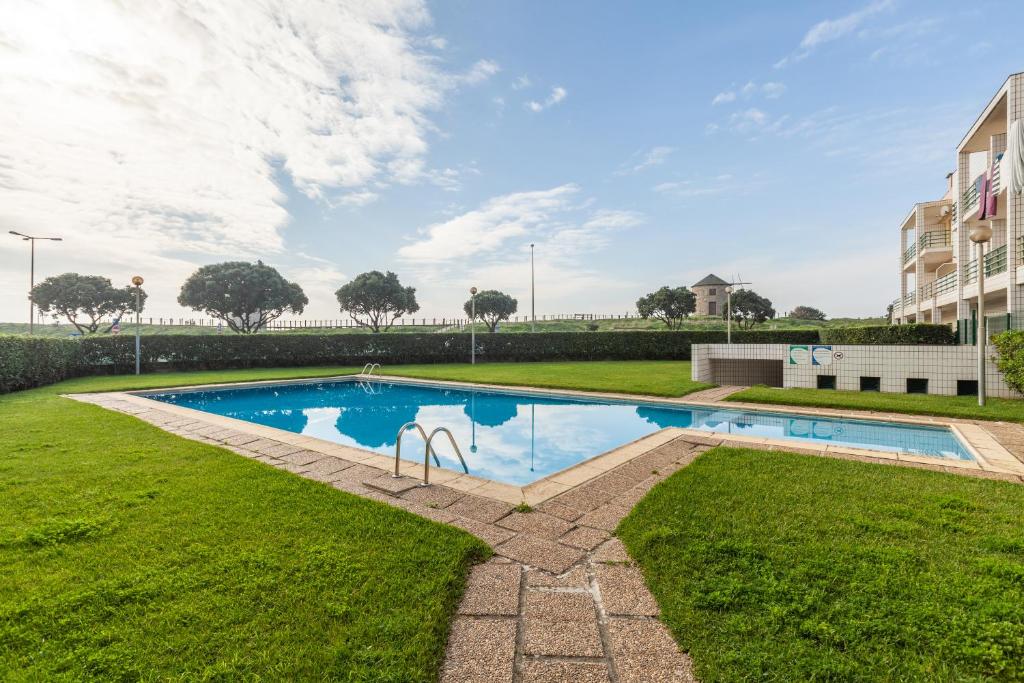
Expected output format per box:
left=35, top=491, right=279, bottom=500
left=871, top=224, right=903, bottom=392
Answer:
left=986, top=243, right=1007, bottom=276
left=903, top=291, right=916, bottom=307
left=934, top=270, right=958, bottom=296
left=962, top=244, right=1008, bottom=284
left=961, top=179, right=980, bottom=217
left=918, top=271, right=958, bottom=303
left=903, top=243, right=917, bottom=264
left=1018, top=235, right=1024, bottom=263
left=918, top=230, right=951, bottom=250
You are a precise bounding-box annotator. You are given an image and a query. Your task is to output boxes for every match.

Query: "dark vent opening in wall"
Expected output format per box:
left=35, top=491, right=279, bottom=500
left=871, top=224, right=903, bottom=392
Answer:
left=906, top=378, right=928, bottom=394
left=817, top=375, right=836, bottom=390
left=859, top=376, right=881, bottom=392
left=956, top=380, right=978, bottom=396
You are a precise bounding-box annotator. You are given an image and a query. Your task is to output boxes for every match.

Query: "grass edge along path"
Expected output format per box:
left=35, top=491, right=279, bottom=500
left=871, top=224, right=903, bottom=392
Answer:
left=729, top=384, right=1024, bottom=423
left=0, top=376, right=489, bottom=680
left=618, top=447, right=1024, bottom=682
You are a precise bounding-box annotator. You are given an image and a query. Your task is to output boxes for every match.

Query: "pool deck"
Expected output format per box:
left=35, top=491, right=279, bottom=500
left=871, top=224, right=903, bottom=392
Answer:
left=68, top=376, right=1024, bottom=683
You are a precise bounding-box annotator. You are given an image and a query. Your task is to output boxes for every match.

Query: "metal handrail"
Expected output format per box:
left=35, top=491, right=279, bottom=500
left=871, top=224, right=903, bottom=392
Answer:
left=393, top=422, right=440, bottom=477
left=422, top=427, right=467, bottom=487
left=360, top=362, right=381, bottom=376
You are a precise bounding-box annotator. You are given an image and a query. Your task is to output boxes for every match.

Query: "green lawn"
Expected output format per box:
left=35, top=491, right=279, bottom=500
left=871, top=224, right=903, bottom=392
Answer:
left=0, top=372, right=489, bottom=680
left=387, top=361, right=709, bottom=397
left=729, top=385, right=1024, bottom=423
left=618, top=447, right=1024, bottom=682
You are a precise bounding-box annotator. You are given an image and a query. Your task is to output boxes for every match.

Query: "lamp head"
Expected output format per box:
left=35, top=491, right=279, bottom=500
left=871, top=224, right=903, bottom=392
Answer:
left=131, top=275, right=144, bottom=287
left=725, top=286, right=733, bottom=294
left=968, top=225, right=992, bottom=244
left=470, top=286, right=477, bottom=295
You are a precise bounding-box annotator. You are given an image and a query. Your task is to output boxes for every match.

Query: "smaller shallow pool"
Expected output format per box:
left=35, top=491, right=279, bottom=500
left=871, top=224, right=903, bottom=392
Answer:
left=147, top=379, right=974, bottom=486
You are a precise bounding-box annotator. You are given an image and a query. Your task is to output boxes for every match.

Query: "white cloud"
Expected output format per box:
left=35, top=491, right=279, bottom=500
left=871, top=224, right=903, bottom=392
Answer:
left=712, top=81, right=785, bottom=105
left=615, top=146, right=675, bottom=175
left=0, top=0, right=492, bottom=319
left=512, top=75, right=532, bottom=90
left=653, top=174, right=736, bottom=198
left=459, top=59, right=500, bottom=85
left=775, top=0, right=894, bottom=67
left=397, top=186, right=644, bottom=315
left=527, top=86, right=568, bottom=112
left=712, top=91, right=737, bottom=106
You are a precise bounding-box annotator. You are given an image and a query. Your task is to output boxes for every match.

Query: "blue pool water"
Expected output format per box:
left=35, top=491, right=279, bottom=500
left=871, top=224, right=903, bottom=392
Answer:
left=148, top=380, right=973, bottom=485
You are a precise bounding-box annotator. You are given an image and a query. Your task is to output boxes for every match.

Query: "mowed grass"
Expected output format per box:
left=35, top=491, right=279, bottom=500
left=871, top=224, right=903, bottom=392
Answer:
left=729, top=385, right=1024, bottom=423
left=387, top=361, right=708, bottom=397
left=619, top=448, right=1024, bottom=682
left=0, top=374, right=489, bottom=680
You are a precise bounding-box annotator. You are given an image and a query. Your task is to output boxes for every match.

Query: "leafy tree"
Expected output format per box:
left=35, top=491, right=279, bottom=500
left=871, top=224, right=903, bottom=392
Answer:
left=790, top=305, right=827, bottom=321
left=724, top=289, right=775, bottom=329
left=464, top=290, right=518, bottom=333
left=178, top=261, right=307, bottom=334
left=993, top=330, right=1024, bottom=396
left=636, top=286, right=696, bottom=330
left=336, top=270, right=419, bottom=333
left=31, top=273, right=147, bottom=335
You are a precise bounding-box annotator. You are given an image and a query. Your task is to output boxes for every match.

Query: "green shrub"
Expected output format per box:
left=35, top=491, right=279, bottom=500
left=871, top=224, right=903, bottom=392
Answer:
left=76, top=330, right=821, bottom=372
left=993, top=330, right=1024, bottom=396
left=820, top=324, right=955, bottom=345
left=0, top=336, right=83, bottom=393
left=0, top=330, right=822, bottom=394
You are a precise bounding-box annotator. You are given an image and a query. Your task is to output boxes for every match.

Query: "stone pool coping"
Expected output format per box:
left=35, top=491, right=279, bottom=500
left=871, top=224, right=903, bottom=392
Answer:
left=67, top=374, right=1024, bottom=503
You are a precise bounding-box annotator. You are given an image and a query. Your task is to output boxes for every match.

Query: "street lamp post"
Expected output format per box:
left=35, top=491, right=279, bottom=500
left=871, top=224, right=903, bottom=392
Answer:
left=132, top=276, right=144, bottom=375
left=8, top=231, right=62, bottom=334
left=969, top=225, right=992, bottom=406
left=470, top=286, right=477, bottom=365
left=530, top=243, right=536, bottom=332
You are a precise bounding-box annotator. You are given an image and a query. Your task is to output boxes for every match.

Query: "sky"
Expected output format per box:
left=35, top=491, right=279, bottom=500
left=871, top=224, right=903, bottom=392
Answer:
left=1, top=0, right=1023, bottom=324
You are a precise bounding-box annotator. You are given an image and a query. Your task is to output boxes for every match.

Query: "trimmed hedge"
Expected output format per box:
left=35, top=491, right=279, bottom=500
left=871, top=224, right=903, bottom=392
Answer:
left=2, top=327, right=961, bottom=394
left=77, top=330, right=822, bottom=372
left=0, top=336, right=83, bottom=393
left=820, top=324, right=955, bottom=346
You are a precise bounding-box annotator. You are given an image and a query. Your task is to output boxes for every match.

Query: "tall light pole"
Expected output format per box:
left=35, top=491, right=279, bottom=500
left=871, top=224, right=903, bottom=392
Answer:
left=9, top=231, right=63, bottom=334
left=530, top=243, right=536, bottom=332
left=470, top=286, right=477, bottom=365
left=969, top=225, right=992, bottom=406
left=132, top=275, right=144, bottom=375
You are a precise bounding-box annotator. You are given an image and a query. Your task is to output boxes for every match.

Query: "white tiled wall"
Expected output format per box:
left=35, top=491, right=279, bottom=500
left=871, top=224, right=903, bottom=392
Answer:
left=692, top=344, right=1017, bottom=397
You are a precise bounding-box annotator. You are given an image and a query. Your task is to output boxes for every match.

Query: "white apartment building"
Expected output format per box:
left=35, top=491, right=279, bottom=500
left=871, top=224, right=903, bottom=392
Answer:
left=894, top=72, right=1024, bottom=337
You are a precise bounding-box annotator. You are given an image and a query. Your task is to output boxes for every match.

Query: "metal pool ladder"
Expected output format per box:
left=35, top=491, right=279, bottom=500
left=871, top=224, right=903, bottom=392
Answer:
left=360, top=362, right=381, bottom=377
left=393, top=422, right=468, bottom=486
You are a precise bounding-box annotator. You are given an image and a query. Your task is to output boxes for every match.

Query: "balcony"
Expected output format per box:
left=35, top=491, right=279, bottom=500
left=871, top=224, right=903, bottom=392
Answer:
left=961, top=177, right=980, bottom=218
left=918, top=271, right=957, bottom=303
left=962, top=244, right=1008, bottom=284
left=919, top=230, right=951, bottom=250
left=902, top=243, right=917, bottom=265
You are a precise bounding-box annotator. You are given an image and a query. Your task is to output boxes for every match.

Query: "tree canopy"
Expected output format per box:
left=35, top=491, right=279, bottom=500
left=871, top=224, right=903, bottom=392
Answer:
left=636, top=286, right=696, bottom=330
left=177, top=261, right=307, bottom=334
left=789, top=305, right=827, bottom=321
left=724, top=289, right=775, bottom=329
left=464, top=290, right=518, bottom=332
left=335, top=270, right=419, bottom=333
left=31, top=273, right=147, bottom=335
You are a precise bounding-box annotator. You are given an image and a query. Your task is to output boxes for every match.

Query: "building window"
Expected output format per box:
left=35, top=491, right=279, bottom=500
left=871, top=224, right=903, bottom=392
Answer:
left=906, top=378, right=928, bottom=394
left=957, top=380, right=978, bottom=396
left=817, top=375, right=836, bottom=390
left=860, top=377, right=881, bottom=392
left=708, top=301, right=717, bottom=316
left=709, top=288, right=716, bottom=295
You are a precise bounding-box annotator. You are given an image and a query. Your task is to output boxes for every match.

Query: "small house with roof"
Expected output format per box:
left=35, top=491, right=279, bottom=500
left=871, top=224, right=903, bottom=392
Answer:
left=692, top=274, right=729, bottom=317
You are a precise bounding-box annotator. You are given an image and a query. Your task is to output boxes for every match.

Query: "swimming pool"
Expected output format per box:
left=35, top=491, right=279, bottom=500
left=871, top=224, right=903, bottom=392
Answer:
left=146, top=378, right=974, bottom=486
